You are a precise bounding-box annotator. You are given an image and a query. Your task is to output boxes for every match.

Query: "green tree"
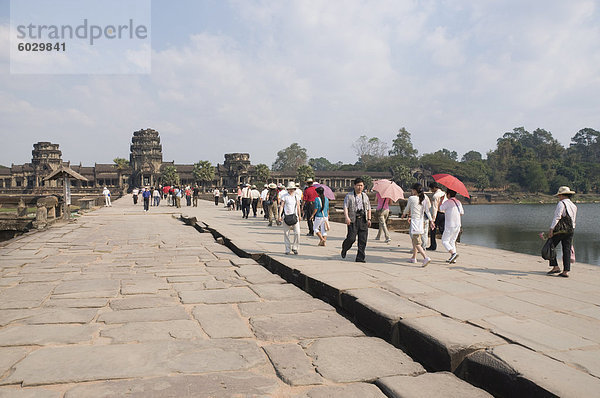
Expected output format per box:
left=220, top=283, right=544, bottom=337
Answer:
left=113, top=157, right=130, bottom=169
left=272, top=143, right=308, bottom=171
left=113, top=158, right=130, bottom=189
left=569, top=128, right=600, bottom=162
left=161, top=165, right=180, bottom=186
left=461, top=151, right=482, bottom=162
left=192, top=161, right=215, bottom=191
left=389, top=127, right=418, bottom=159
left=390, top=164, right=415, bottom=188
left=309, top=157, right=337, bottom=171
left=296, top=164, right=315, bottom=184
left=254, top=163, right=270, bottom=186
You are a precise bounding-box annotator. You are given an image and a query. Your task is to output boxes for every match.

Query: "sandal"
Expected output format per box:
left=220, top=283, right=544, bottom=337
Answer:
left=558, top=273, right=569, bottom=278
left=547, top=269, right=561, bottom=275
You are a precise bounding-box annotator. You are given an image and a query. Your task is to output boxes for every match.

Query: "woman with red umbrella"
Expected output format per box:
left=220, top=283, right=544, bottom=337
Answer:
left=438, top=189, right=465, bottom=263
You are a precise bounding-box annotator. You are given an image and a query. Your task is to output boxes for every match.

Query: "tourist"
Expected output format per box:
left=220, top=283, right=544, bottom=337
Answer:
left=427, top=182, right=446, bottom=251
left=193, top=185, right=199, bottom=207
left=278, top=182, right=301, bottom=255
left=175, top=187, right=182, bottom=208
left=266, top=183, right=280, bottom=226
left=162, top=185, right=170, bottom=203
left=341, top=177, right=371, bottom=263
left=374, top=191, right=391, bottom=243
left=153, top=187, right=160, bottom=206
left=402, top=183, right=433, bottom=267
left=169, top=186, right=175, bottom=206
left=547, top=186, right=578, bottom=277
left=311, top=186, right=329, bottom=246
left=132, top=187, right=139, bottom=205
left=183, top=186, right=190, bottom=206
left=236, top=185, right=242, bottom=210
left=241, top=184, right=251, bottom=218
left=102, top=186, right=111, bottom=207
left=260, top=184, right=269, bottom=219
left=250, top=185, right=261, bottom=217
left=302, top=178, right=317, bottom=236
left=226, top=197, right=236, bottom=210
left=222, top=187, right=229, bottom=208
left=213, top=187, right=220, bottom=206
left=439, top=188, right=464, bottom=264
left=142, top=187, right=151, bottom=211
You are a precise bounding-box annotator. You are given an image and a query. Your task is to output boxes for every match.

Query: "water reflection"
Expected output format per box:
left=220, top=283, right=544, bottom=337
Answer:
left=460, top=203, right=600, bottom=266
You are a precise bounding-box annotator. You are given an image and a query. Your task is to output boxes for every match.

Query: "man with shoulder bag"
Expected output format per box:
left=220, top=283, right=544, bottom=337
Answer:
left=279, top=182, right=301, bottom=255
left=341, top=177, right=371, bottom=262
left=546, top=186, right=577, bottom=278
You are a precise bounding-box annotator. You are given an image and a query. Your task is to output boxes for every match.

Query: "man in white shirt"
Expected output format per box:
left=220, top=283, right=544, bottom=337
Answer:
left=102, top=187, right=111, bottom=207
left=241, top=184, right=251, bottom=218
left=427, top=182, right=447, bottom=251
left=278, top=182, right=301, bottom=255
left=250, top=185, right=261, bottom=217
left=132, top=187, right=139, bottom=205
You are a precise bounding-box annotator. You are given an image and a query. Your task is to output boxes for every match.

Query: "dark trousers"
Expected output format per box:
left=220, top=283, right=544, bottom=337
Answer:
left=304, top=202, right=315, bottom=234
left=251, top=199, right=258, bottom=216
left=133, top=195, right=138, bottom=204
left=549, top=233, right=573, bottom=272
left=242, top=198, right=251, bottom=218
left=429, top=212, right=445, bottom=250
left=342, top=216, right=368, bottom=262
left=193, top=196, right=198, bottom=207
left=214, top=196, right=219, bottom=206
left=143, top=197, right=149, bottom=211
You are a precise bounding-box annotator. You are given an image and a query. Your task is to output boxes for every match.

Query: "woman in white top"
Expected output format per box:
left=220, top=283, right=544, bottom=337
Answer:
left=278, top=182, right=301, bottom=255
left=439, top=189, right=464, bottom=264
left=402, top=183, right=433, bottom=267
left=547, top=186, right=577, bottom=278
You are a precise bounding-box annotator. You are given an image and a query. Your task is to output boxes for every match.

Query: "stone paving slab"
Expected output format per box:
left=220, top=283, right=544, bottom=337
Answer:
left=303, top=336, right=425, bottom=383
left=100, top=320, right=206, bottom=342
left=192, top=304, right=253, bottom=338
left=63, top=372, right=280, bottom=398
left=250, top=311, right=363, bottom=341
left=97, top=307, right=189, bottom=324
left=2, top=340, right=266, bottom=386
left=0, top=324, right=98, bottom=346
left=263, top=343, right=323, bottom=386
left=294, top=383, right=387, bottom=398
left=0, top=347, right=29, bottom=376
left=179, top=286, right=260, bottom=304
left=238, top=298, right=334, bottom=317
left=0, top=388, right=62, bottom=398
left=377, top=372, right=493, bottom=398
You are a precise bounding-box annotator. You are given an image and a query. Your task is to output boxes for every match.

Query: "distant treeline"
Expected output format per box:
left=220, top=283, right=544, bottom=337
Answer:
left=273, top=127, right=600, bottom=194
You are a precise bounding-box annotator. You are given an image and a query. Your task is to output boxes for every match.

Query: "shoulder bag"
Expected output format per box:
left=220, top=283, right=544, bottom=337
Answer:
left=284, top=198, right=298, bottom=226
left=553, top=201, right=574, bottom=235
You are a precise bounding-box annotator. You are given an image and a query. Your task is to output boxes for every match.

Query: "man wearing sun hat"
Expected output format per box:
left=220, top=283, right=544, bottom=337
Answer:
left=547, top=186, right=577, bottom=278
left=279, top=181, right=301, bottom=255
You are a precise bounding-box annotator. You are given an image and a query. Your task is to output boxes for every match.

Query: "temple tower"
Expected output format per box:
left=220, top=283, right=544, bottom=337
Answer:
left=223, top=153, right=251, bottom=186
left=130, top=128, right=163, bottom=187
left=31, top=142, right=62, bottom=187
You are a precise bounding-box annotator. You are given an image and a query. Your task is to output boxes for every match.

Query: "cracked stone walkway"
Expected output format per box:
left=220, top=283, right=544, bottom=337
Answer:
left=0, top=197, right=491, bottom=397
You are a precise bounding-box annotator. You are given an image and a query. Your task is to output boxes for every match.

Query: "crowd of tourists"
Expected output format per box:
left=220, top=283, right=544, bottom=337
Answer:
left=129, top=185, right=203, bottom=211
left=122, top=177, right=577, bottom=276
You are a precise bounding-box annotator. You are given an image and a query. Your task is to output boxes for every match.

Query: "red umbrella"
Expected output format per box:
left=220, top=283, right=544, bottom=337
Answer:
left=432, top=174, right=470, bottom=198
left=313, top=183, right=335, bottom=200
left=372, top=179, right=404, bottom=202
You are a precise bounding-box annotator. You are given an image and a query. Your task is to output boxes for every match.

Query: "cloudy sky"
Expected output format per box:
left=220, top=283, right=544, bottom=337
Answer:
left=1, top=0, right=599, bottom=168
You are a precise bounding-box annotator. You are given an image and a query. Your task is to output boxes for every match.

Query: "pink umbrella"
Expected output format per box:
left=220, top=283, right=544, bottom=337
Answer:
left=372, top=179, right=404, bottom=202
left=313, top=183, right=335, bottom=200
